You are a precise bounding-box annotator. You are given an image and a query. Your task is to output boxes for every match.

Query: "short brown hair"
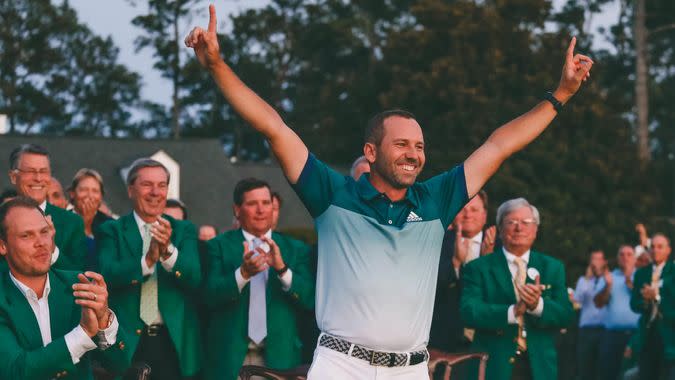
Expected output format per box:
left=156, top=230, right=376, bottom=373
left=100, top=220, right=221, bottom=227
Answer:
left=233, top=178, right=271, bottom=206
left=69, top=168, right=105, bottom=197
left=0, top=196, right=44, bottom=241
left=364, top=109, right=416, bottom=146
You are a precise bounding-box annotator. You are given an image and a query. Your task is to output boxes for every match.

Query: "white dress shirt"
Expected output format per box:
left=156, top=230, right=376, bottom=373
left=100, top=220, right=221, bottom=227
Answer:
left=9, top=272, right=119, bottom=364
left=134, top=212, right=178, bottom=325
left=455, top=231, right=484, bottom=277
left=503, top=248, right=544, bottom=324
left=235, top=229, right=293, bottom=292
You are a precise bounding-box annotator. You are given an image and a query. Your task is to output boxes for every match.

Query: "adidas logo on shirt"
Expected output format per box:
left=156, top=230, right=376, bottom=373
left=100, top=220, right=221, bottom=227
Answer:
left=406, top=211, right=423, bottom=222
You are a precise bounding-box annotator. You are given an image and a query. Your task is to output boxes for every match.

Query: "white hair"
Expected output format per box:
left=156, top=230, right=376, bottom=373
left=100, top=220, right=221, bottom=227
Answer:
left=496, top=197, right=540, bottom=228
left=349, top=155, right=369, bottom=178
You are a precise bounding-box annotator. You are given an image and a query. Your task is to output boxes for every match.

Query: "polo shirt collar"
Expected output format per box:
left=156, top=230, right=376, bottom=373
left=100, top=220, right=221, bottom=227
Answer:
left=356, top=173, right=419, bottom=208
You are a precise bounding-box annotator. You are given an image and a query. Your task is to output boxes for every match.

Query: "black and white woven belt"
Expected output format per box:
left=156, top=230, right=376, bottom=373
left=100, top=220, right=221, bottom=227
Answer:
left=319, top=334, right=429, bottom=367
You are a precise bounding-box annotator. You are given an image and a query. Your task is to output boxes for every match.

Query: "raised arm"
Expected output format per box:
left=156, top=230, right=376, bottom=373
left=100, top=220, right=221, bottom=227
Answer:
left=185, top=4, right=308, bottom=183
left=463, top=37, right=593, bottom=197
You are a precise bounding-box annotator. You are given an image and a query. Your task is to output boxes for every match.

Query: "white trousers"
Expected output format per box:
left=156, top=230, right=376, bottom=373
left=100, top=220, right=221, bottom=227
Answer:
left=307, top=345, right=429, bottom=380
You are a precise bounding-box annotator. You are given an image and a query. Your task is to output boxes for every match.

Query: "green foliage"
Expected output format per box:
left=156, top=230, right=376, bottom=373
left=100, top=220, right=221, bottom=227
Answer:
left=0, top=0, right=143, bottom=136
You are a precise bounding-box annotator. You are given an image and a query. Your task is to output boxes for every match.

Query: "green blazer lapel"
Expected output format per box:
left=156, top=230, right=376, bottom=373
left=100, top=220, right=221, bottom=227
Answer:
left=525, top=251, right=543, bottom=285
left=44, top=202, right=55, bottom=216
left=1, top=271, right=44, bottom=349
left=490, top=248, right=516, bottom=302
left=121, top=213, right=143, bottom=257
left=48, top=272, right=76, bottom=339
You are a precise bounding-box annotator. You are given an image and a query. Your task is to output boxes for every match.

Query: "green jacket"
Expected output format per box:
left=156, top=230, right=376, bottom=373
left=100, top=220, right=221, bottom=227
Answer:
left=45, top=203, right=87, bottom=271
left=630, top=260, right=675, bottom=360
left=460, top=248, right=573, bottom=380
left=0, top=269, right=130, bottom=380
left=203, top=230, right=315, bottom=380
left=97, top=213, right=202, bottom=377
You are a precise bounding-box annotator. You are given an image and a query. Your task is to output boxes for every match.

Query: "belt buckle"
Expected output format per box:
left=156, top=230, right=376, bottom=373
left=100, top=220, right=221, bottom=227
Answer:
left=369, top=351, right=379, bottom=366
left=147, top=324, right=161, bottom=337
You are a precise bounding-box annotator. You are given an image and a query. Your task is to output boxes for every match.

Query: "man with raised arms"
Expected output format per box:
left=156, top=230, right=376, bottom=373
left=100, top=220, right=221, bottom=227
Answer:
left=186, top=5, right=592, bottom=378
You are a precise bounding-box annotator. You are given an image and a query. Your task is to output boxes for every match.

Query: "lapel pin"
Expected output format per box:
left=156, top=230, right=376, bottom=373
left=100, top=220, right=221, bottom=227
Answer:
left=527, top=267, right=540, bottom=281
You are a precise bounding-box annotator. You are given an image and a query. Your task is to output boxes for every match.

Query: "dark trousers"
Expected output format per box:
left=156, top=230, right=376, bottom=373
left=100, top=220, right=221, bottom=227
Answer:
left=599, top=328, right=635, bottom=380
left=125, top=325, right=187, bottom=380
left=511, top=352, right=533, bottom=380
left=577, top=326, right=604, bottom=380
left=639, top=325, right=675, bottom=380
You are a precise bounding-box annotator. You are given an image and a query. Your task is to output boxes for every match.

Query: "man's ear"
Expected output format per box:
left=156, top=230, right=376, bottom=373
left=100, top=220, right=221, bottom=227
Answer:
left=8, top=170, right=17, bottom=186
left=233, top=204, right=240, bottom=220
left=0, top=239, right=7, bottom=257
left=364, top=143, right=377, bottom=164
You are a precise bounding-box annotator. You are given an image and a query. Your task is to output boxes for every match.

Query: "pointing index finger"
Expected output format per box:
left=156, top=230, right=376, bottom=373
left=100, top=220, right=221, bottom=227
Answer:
left=566, top=36, right=576, bottom=62
left=208, top=4, right=217, bottom=33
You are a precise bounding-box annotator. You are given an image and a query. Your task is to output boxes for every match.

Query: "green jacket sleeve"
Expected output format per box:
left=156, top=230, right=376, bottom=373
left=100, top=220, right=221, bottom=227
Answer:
left=283, top=241, right=315, bottom=310
left=460, top=261, right=511, bottom=329
left=162, top=221, right=201, bottom=292
left=97, top=222, right=144, bottom=290
left=630, top=269, right=648, bottom=314
left=92, top=324, right=131, bottom=374
left=0, top=312, right=76, bottom=380
left=526, top=261, right=574, bottom=328
left=203, top=238, right=242, bottom=308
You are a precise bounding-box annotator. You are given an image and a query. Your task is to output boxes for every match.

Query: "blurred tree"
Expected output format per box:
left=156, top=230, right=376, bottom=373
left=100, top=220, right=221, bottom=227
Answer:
left=128, top=0, right=198, bottom=138
left=0, top=0, right=143, bottom=136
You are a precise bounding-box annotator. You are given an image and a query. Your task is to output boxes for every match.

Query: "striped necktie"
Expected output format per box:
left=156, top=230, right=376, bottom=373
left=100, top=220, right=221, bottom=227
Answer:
left=140, top=223, right=160, bottom=325
left=514, top=257, right=528, bottom=351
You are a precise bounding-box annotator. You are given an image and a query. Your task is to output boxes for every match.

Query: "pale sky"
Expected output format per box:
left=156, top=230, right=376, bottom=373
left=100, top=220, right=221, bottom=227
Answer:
left=67, top=0, right=620, bottom=108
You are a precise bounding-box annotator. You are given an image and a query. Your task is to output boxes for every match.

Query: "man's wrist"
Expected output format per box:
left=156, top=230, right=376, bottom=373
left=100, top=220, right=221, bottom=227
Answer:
left=552, top=88, right=572, bottom=105
left=275, top=264, right=289, bottom=276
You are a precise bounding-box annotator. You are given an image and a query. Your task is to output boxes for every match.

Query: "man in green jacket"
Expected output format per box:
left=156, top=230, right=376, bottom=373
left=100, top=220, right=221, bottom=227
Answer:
left=204, top=178, right=315, bottom=380
left=461, top=198, right=573, bottom=380
left=7, top=144, right=87, bottom=270
left=630, top=233, right=675, bottom=380
left=0, top=196, right=129, bottom=380
left=98, top=158, right=202, bottom=380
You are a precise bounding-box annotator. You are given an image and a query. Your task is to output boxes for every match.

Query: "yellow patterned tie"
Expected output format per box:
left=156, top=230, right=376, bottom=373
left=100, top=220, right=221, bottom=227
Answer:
left=514, top=257, right=528, bottom=351
left=140, top=223, right=160, bottom=325
left=650, top=265, right=663, bottom=322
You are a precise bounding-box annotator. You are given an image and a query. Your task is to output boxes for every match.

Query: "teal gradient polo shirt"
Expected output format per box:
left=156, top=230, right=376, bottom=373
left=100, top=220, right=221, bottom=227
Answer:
left=293, top=153, right=469, bottom=351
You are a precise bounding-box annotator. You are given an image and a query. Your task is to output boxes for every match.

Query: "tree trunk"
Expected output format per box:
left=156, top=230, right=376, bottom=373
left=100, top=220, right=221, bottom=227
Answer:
left=634, top=0, right=650, bottom=166
left=172, top=3, right=181, bottom=139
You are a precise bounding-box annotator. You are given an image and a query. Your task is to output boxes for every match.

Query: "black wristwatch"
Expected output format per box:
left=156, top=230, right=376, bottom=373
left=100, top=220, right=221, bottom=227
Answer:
left=544, top=91, right=564, bottom=113
left=275, top=265, right=289, bottom=276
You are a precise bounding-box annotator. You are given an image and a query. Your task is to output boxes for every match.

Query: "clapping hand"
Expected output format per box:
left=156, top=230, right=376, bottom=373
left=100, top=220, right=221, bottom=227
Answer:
left=74, top=272, right=111, bottom=337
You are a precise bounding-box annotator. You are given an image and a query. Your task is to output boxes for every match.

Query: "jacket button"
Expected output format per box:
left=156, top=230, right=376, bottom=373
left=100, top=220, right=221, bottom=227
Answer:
left=136, top=329, right=142, bottom=335
left=175, top=271, right=182, bottom=278
left=496, top=330, right=504, bottom=336
left=509, top=357, right=515, bottom=364
left=119, top=341, right=126, bottom=350
left=292, top=293, right=299, bottom=300
left=131, top=279, right=139, bottom=285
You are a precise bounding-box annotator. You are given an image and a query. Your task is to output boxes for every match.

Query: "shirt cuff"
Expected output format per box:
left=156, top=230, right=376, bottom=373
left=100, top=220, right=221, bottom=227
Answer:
left=51, top=245, right=60, bottom=265
left=160, top=244, right=178, bottom=271
left=96, top=311, right=119, bottom=350
left=507, top=305, right=518, bottom=324
left=279, top=269, right=293, bottom=291
left=64, top=325, right=97, bottom=364
left=527, top=298, right=544, bottom=317
left=141, top=254, right=155, bottom=276
left=235, top=267, right=250, bottom=293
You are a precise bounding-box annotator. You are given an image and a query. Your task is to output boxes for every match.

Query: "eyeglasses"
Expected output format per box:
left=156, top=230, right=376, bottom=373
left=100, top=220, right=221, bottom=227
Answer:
left=503, top=218, right=537, bottom=228
left=14, top=168, right=51, bottom=177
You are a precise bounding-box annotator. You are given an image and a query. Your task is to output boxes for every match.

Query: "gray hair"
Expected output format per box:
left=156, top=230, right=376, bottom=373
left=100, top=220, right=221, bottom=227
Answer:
left=9, top=144, right=50, bottom=170
left=496, top=197, right=540, bottom=228
left=349, top=155, right=369, bottom=178
left=126, top=158, right=170, bottom=186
